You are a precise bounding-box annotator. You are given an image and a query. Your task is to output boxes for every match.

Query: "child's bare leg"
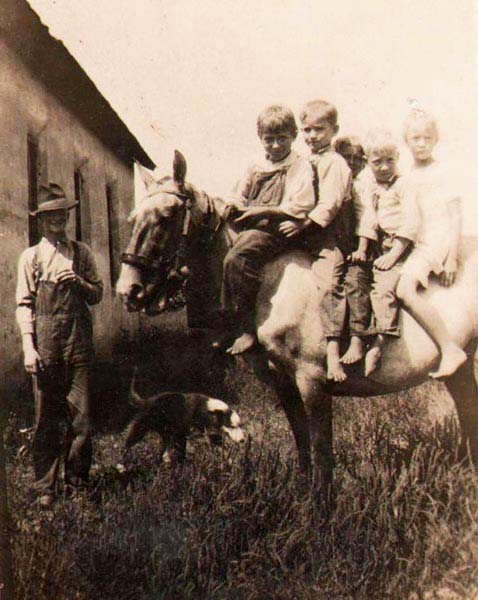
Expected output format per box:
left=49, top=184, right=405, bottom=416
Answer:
left=327, top=338, right=347, bottom=382
left=341, top=335, right=365, bottom=364
left=397, top=276, right=466, bottom=378
left=226, top=332, right=257, bottom=355
left=364, top=334, right=385, bottom=376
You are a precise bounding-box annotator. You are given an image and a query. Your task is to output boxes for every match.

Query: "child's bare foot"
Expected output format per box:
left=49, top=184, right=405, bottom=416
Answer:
left=365, top=334, right=385, bottom=377
left=326, top=338, right=347, bottom=382
left=429, top=345, right=467, bottom=379
left=327, top=359, right=347, bottom=382
left=226, top=333, right=257, bottom=355
left=340, top=336, right=365, bottom=365
left=364, top=346, right=381, bottom=377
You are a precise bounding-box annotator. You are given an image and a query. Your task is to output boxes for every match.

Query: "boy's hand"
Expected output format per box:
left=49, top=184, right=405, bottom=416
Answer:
left=56, top=269, right=81, bottom=286
left=348, top=249, right=367, bottom=264
left=225, top=198, right=247, bottom=219
left=234, top=206, right=278, bottom=225
left=56, top=269, right=92, bottom=295
left=439, top=256, right=458, bottom=287
left=24, top=348, right=44, bottom=374
left=227, top=198, right=247, bottom=210
left=278, top=218, right=310, bottom=238
left=374, top=251, right=398, bottom=271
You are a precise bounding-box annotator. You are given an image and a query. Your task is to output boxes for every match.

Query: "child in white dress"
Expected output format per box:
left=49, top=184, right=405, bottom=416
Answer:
left=396, top=111, right=466, bottom=378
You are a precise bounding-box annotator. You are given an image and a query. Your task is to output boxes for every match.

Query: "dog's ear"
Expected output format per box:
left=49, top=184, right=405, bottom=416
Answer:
left=221, top=410, right=245, bottom=443
left=205, top=399, right=245, bottom=443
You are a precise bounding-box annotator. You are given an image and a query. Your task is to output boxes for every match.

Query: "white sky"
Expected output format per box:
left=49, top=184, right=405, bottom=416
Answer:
left=29, top=0, right=478, bottom=231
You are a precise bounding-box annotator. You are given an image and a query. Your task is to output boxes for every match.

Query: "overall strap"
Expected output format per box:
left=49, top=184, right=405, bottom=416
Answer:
left=71, top=240, right=81, bottom=273
left=309, top=159, right=320, bottom=206
left=247, top=166, right=289, bottom=207
left=33, top=242, right=42, bottom=284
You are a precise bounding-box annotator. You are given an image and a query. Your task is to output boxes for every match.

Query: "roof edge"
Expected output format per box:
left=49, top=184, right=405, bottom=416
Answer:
left=0, top=0, right=156, bottom=169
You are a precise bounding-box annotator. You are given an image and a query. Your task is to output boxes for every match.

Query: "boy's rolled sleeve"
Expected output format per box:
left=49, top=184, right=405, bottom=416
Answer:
left=353, top=184, right=377, bottom=241
left=15, top=248, right=36, bottom=335
left=308, top=154, right=352, bottom=228
left=280, top=159, right=316, bottom=219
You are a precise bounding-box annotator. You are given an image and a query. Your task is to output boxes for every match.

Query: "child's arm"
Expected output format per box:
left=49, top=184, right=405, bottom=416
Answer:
left=349, top=236, right=370, bottom=263
left=233, top=205, right=285, bottom=225
left=307, top=154, right=351, bottom=230
left=374, top=178, right=418, bottom=270
left=440, top=197, right=461, bottom=287
left=374, top=237, right=411, bottom=271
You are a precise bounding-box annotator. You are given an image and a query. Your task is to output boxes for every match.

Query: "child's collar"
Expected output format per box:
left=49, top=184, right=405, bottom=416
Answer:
left=375, top=173, right=399, bottom=189
left=311, top=144, right=331, bottom=156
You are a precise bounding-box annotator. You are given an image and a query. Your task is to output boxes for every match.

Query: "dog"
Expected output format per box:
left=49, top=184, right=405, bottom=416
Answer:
left=121, top=376, right=245, bottom=465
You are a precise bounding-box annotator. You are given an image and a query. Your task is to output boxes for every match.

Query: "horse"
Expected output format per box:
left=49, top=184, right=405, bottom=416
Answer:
left=117, top=151, right=478, bottom=486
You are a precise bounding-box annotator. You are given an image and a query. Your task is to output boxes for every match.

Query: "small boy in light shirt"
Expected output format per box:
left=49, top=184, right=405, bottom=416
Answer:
left=363, top=131, right=418, bottom=376
left=299, top=100, right=353, bottom=381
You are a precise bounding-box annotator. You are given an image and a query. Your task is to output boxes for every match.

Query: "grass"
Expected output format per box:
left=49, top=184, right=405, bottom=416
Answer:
left=4, top=310, right=478, bottom=599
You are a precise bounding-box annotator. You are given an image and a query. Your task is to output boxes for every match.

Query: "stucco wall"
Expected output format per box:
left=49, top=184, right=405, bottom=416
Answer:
left=0, top=39, right=139, bottom=403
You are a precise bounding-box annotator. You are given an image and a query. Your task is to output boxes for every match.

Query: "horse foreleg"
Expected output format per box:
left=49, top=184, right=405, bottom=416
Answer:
left=295, top=372, right=334, bottom=493
left=444, top=350, right=478, bottom=465
left=272, top=371, right=311, bottom=475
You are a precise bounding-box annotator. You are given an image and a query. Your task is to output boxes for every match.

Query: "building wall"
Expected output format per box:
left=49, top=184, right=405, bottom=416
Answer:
left=0, top=39, right=139, bottom=402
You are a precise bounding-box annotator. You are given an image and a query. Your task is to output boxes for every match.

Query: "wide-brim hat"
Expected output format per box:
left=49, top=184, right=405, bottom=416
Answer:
left=30, top=183, right=78, bottom=216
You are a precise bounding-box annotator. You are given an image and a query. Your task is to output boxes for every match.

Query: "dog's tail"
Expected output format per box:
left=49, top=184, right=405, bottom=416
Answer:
left=129, top=367, right=155, bottom=409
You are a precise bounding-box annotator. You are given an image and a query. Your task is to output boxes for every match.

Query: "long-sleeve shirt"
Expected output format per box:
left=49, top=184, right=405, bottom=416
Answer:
left=307, top=146, right=352, bottom=228
left=233, top=150, right=315, bottom=219
left=353, top=170, right=379, bottom=241
left=360, top=174, right=418, bottom=243
left=16, top=237, right=103, bottom=335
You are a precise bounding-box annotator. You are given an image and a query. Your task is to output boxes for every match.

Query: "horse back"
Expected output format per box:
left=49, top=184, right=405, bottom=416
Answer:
left=256, top=238, right=478, bottom=393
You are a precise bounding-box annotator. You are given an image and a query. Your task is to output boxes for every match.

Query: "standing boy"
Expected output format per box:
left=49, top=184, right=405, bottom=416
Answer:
left=16, top=183, right=103, bottom=508
left=299, top=100, right=352, bottom=381
left=221, top=105, right=316, bottom=354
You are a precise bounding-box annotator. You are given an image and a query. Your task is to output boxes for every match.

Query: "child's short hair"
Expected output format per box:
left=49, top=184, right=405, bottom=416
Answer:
left=299, top=99, right=338, bottom=127
left=364, top=129, right=399, bottom=157
left=403, top=110, right=439, bottom=142
left=334, top=136, right=365, bottom=158
left=256, top=105, right=298, bottom=138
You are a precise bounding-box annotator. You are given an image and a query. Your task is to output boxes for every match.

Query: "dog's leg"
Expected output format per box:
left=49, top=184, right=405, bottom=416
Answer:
left=121, top=418, right=150, bottom=469
left=167, top=434, right=187, bottom=463
left=124, top=418, right=149, bottom=450
left=161, top=433, right=174, bottom=464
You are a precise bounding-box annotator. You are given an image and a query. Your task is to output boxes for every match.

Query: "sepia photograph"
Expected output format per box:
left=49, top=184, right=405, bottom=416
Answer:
left=1, top=1, right=477, bottom=598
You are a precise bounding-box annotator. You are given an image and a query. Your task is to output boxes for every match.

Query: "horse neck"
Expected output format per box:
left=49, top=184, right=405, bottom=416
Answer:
left=188, top=188, right=231, bottom=273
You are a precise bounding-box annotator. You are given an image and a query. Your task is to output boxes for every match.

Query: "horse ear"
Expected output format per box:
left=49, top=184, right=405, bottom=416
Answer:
left=135, top=160, right=157, bottom=193
left=173, top=150, right=187, bottom=187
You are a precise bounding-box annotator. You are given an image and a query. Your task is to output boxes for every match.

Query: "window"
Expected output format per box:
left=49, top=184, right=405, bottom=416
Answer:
left=106, top=183, right=120, bottom=287
left=73, top=169, right=84, bottom=241
left=27, top=135, right=39, bottom=246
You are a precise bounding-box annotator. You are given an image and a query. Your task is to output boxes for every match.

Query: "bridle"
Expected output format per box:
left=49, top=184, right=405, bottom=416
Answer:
left=120, top=185, right=212, bottom=282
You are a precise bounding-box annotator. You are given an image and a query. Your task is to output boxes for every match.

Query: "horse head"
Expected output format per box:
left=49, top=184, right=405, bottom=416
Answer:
left=117, top=151, right=194, bottom=314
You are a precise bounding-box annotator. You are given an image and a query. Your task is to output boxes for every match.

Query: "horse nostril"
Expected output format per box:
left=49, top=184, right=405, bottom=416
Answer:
left=129, top=283, right=144, bottom=300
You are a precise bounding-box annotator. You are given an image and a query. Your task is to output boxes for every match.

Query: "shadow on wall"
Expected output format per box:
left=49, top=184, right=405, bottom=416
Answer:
left=92, top=309, right=231, bottom=433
